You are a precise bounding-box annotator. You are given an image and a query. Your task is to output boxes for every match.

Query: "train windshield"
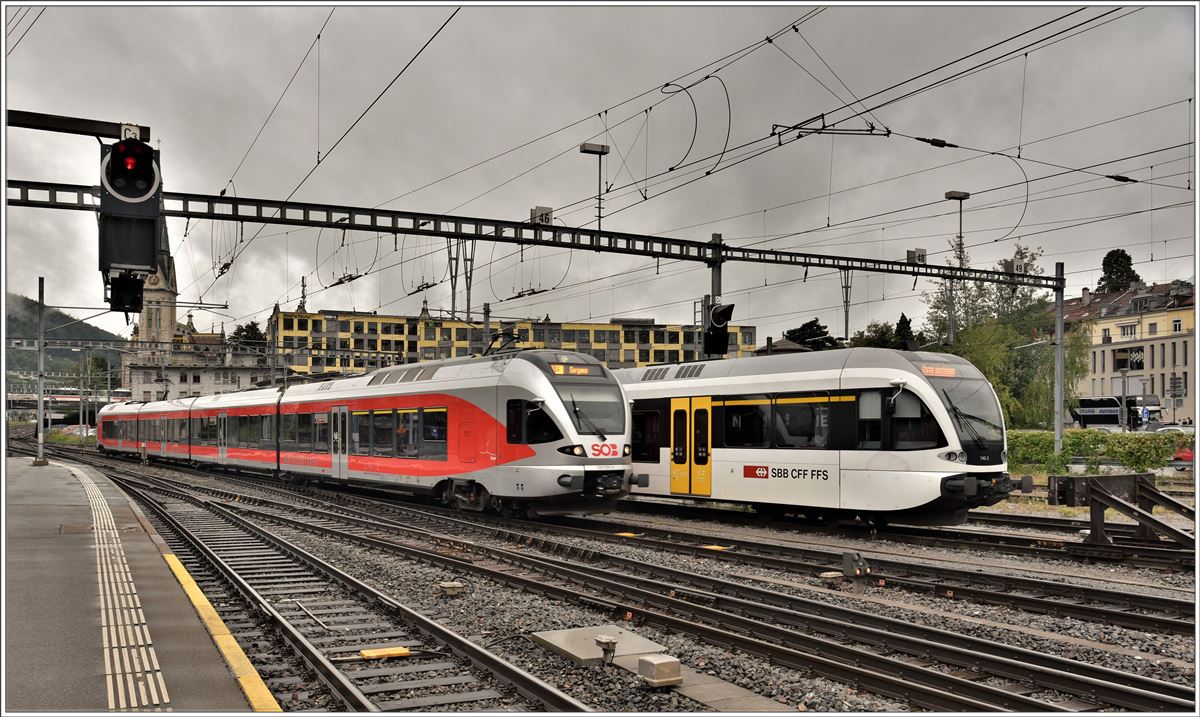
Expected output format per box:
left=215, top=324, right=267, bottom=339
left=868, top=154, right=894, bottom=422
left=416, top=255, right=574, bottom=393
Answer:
left=930, top=377, right=1004, bottom=444
left=552, top=383, right=626, bottom=436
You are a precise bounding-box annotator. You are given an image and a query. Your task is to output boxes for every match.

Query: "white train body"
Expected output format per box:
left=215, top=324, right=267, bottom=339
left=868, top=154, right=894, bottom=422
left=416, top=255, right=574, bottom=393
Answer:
left=98, top=351, right=637, bottom=516
left=615, top=348, right=1014, bottom=525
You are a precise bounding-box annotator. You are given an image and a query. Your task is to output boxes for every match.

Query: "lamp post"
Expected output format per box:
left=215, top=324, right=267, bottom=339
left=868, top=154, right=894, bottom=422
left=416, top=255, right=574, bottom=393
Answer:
left=579, top=143, right=610, bottom=232
left=944, top=190, right=970, bottom=344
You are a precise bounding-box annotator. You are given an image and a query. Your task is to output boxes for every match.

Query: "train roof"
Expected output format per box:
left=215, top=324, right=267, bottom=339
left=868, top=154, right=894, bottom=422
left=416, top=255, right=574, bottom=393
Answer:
left=279, top=349, right=606, bottom=402
left=190, top=387, right=282, bottom=411
left=613, top=347, right=981, bottom=384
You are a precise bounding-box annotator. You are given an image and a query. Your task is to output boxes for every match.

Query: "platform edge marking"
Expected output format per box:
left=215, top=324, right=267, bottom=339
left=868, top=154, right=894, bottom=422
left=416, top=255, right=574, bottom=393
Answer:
left=162, top=553, right=282, bottom=712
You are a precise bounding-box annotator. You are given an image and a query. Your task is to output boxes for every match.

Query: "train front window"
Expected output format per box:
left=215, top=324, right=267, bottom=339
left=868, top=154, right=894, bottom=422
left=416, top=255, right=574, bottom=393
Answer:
left=891, top=390, right=945, bottom=450
left=931, top=378, right=1004, bottom=443
left=553, top=384, right=626, bottom=435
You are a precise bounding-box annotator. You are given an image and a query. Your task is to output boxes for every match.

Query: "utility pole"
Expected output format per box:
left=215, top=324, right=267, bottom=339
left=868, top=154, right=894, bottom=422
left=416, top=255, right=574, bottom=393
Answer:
left=945, top=191, right=970, bottom=345
left=1054, top=262, right=1065, bottom=454
left=33, top=277, right=48, bottom=466
left=1119, top=368, right=1129, bottom=431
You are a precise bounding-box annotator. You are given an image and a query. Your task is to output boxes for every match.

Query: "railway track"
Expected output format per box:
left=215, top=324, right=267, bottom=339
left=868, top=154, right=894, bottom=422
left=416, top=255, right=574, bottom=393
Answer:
left=25, top=448, right=1196, bottom=711
left=125, top=474, right=1194, bottom=712
left=30, top=443, right=1194, bottom=636
left=614, top=496, right=1194, bottom=569
left=98, top=468, right=588, bottom=713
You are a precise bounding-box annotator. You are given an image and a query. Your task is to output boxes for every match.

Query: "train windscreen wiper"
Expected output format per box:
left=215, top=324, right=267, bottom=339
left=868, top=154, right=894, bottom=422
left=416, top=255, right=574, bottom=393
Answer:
left=572, top=398, right=607, bottom=442
left=943, top=388, right=987, bottom=449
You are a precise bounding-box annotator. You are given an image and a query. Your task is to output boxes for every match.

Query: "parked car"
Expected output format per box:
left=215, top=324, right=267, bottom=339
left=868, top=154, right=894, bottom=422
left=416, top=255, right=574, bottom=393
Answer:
left=1157, top=425, right=1196, bottom=434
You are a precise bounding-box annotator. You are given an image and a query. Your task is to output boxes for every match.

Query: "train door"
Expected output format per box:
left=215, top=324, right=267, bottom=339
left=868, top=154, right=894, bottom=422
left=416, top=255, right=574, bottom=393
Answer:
left=669, top=396, right=712, bottom=496
left=217, top=413, right=228, bottom=463
left=330, top=406, right=350, bottom=480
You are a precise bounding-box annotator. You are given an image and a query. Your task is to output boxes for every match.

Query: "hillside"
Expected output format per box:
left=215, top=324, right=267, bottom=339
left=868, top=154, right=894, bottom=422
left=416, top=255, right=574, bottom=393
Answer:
left=5, top=293, right=128, bottom=379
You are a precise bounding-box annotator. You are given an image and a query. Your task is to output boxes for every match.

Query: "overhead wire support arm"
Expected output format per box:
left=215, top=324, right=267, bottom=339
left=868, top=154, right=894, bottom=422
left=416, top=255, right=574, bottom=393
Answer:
left=6, top=179, right=1064, bottom=291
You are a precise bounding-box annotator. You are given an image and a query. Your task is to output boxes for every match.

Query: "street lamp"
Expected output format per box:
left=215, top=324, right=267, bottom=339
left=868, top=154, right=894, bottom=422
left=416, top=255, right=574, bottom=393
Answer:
left=579, top=142, right=610, bottom=232
left=944, top=190, right=970, bottom=345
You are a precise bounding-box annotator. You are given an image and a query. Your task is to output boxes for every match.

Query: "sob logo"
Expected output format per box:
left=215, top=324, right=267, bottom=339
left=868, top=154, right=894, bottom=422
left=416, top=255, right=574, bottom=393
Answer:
left=744, top=465, right=769, bottom=479
left=590, top=443, right=620, bottom=457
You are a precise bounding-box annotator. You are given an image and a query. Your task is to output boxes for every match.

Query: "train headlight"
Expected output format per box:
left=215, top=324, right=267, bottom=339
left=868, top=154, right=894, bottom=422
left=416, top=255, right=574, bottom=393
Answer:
left=557, top=444, right=586, bottom=457
left=623, top=445, right=632, bottom=456
left=944, top=451, right=958, bottom=462
left=957, top=452, right=967, bottom=463
left=1000, top=449, right=1007, bottom=462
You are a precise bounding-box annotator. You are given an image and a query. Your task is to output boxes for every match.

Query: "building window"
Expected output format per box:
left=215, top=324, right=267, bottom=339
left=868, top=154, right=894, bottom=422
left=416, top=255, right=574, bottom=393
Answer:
left=684, top=350, right=695, bottom=362
left=563, top=330, right=576, bottom=343
left=1102, top=328, right=1111, bottom=340
left=1149, top=375, right=1154, bottom=394
left=638, top=349, right=650, bottom=363
left=653, top=350, right=665, bottom=363
left=455, top=328, right=468, bottom=341
left=1091, top=351, right=1096, bottom=373
left=1172, top=342, right=1177, bottom=366
left=312, top=319, right=322, bottom=333
left=1100, top=378, right=1105, bottom=394
left=1119, top=324, right=1136, bottom=338
left=1091, top=378, right=1095, bottom=396
left=533, top=327, right=545, bottom=342
left=653, top=330, right=665, bottom=344
left=667, top=331, right=679, bottom=344
left=367, top=322, right=377, bottom=334
left=1185, top=341, right=1189, bottom=366
left=1173, top=319, right=1182, bottom=332
left=742, top=328, right=755, bottom=346
left=1100, top=351, right=1105, bottom=373
left=283, top=317, right=293, bottom=330
left=624, top=349, right=634, bottom=363
left=1149, top=344, right=1155, bottom=368
left=340, top=320, right=350, bottom=332
left=297, top=318, right=307, bottom=331
left=624, top=330, right=636, bottom=344
left=1148, top=322, right=1157, bottom=335
left=440, top=328, right=452, bottom=341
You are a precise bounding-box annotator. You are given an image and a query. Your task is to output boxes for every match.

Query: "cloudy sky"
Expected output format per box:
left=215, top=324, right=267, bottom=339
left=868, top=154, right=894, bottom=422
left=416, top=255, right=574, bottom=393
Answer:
left=3, top=3, right=1196, bottom=343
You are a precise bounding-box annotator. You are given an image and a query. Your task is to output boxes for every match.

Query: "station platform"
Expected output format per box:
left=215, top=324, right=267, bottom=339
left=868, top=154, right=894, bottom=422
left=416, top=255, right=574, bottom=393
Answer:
left=4, top=456, right=266, bottom=712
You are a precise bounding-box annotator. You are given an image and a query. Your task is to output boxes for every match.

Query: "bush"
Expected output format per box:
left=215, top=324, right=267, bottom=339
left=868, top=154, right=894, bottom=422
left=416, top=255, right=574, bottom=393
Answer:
left=1008, top=429, right=1194, bottom=473
left=45, top=431, right=96, bottom=447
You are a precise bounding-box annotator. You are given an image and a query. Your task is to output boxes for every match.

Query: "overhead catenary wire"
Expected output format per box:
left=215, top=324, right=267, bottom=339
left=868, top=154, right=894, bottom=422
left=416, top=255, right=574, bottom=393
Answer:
left=6, top=6, right=44, bottom=56
left=187, top=6, right=461, bottom=300
left=213, top=7, right=1102, bottom=319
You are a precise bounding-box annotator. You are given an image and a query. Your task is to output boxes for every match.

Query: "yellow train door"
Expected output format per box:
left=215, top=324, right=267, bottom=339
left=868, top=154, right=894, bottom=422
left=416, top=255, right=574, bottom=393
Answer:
left=668, top=396, right=712, bottom=497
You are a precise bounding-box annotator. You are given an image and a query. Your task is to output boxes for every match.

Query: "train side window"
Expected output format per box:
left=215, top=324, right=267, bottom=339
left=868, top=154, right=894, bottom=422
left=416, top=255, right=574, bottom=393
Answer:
left=506, top=400, right=524, bottom=443
left=506, top=399, right=563, bottom=444
left=631, top=410, right=661, bottom=463
left=297, top=413, right=314, bottom=452
left=421, top=408, right=448, bottom=460
left=891, top=390, right=945, bottom=450
left=672, top=409, right=688, bottom=464
left=313, top=413, right=330, bottom=452
left=396, top=409, right=419, bottom=458
left=371, top=411, right=395, bottom=457
left=693, top=409, right=709, bottom=465
left=351, top=411, right=372, bottom=455
left=241, top=416, right=256, bottom=448
left=720, top=395, right=770, bottom=448
left=857, top=391, right=882, bottom=449
left=280, top=414, right=297, bottom=451
left=773, top=395, right=830, bottom=449
left=260, top=416, right=273, bottom=447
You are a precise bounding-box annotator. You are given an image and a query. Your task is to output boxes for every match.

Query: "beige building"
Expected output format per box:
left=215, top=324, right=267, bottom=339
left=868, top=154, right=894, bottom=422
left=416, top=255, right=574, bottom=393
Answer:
left=123, top=254, right=269, bottom=401
left=1062, top=280, right=1194, bottom=424
left=266, top=300, right=758, bottom=375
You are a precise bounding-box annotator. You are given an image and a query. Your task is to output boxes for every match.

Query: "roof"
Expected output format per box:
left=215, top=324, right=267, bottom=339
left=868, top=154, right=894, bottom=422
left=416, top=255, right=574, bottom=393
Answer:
left=1062, top=280, right=1193, bottom=323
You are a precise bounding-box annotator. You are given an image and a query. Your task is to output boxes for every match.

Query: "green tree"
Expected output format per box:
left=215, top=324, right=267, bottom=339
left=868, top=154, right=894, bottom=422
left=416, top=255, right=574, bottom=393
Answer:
left=920, top=239, right=991, bottom=343
left=920, top=242, right=1089, bottom=428
left=1095, top=249, right=1141, bottom=293
left=229, top=321, right=266, bottom=346
left=895, top=313, right=916, bottom=348
left=848, top=321, right=896, bottom=348
left=784, top=318, right=843, bottom=351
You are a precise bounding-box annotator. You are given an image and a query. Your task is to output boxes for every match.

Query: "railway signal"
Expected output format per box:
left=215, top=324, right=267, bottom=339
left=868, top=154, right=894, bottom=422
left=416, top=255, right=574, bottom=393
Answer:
left=99, top=135, right=162, bottom=313
left=703, top=303, right=735, bottom=356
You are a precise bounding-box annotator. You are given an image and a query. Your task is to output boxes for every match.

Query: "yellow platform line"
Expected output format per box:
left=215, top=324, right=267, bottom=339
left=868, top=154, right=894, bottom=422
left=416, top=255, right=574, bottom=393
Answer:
left=162, top=554, right=282, bottom=712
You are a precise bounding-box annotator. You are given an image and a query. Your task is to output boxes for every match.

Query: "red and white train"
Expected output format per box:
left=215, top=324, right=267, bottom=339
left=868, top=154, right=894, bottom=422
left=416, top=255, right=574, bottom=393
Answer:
left=98, top=350, right=642, bottom=516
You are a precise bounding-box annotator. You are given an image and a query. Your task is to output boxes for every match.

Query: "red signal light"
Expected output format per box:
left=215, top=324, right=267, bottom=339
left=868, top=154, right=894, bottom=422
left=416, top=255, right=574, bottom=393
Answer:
left=124, top=156, right=137, bottom=171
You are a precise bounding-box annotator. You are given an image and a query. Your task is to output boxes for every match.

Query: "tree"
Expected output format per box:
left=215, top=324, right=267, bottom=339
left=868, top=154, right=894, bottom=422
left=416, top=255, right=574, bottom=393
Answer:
left=784, top=318, right=843, bottom=351
left=848, top=321, right=896, bottom=348
left=229, top=321, right=266, bottom=346
left=1095, top=249, right=1141, bottom=293
left=920, top=239, right=991, bottom=344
